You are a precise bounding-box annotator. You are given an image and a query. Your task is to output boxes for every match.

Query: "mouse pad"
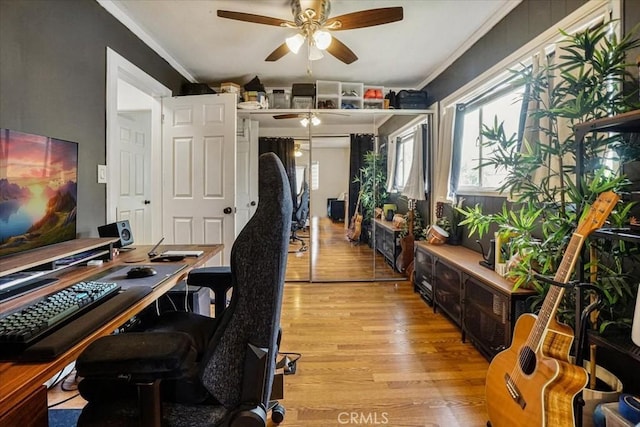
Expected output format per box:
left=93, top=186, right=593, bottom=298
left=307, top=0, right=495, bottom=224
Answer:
left=90, top=264, right=187, bottom=290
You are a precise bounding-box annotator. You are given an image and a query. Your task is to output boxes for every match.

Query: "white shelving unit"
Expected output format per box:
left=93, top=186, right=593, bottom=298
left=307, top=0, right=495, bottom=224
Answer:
left=340, top=82, right=363, bottom=109
left=316, top=80, right=369, bottom=110
left=363, top=85, right=385, bottom=109
left=316, top=80, right=340, bottom=109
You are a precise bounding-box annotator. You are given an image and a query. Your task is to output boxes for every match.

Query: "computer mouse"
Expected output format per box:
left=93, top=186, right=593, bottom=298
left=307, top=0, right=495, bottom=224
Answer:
left=126, top=266, right=157, bottom=279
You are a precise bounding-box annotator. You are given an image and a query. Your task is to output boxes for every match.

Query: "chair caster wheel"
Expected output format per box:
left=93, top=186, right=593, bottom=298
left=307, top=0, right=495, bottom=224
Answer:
left=271, top=404, right=286, bottom=424
left=230, top=406, right=267, bottom=427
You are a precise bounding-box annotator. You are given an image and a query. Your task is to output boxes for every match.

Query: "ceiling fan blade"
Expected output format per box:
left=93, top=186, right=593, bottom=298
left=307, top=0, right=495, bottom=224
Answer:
left=325, top=7, right=403, bottom=30
left=325, top=36, right=358, bottom=64
left=265, top=43, right=290, bottom=62
left=274, top=114, right=301, bottom=119
left=217, top=10, right=293, bottom=27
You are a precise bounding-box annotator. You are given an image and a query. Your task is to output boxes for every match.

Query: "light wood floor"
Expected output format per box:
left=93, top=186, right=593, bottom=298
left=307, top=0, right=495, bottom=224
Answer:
left=47, top=217, right=490, bottom=426
left=286, top=217, right=406, bottom=282
left=275, top=282, right=489, bottom=426
left=47, top=282, right=490, bottom=426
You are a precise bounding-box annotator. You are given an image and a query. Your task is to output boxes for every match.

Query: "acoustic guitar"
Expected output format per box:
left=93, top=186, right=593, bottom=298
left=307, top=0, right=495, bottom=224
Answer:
left=347, top=191, right=363, bottom=242
left=485, top=191, right=619, bottom=427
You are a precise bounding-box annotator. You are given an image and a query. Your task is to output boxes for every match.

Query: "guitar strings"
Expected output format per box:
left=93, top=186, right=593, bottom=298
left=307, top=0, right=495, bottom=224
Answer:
left=507, top=236, right=580, bottom=387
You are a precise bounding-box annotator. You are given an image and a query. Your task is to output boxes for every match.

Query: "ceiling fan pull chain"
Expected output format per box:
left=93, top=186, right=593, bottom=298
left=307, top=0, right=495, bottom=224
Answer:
left=306, top=39, right=313, bottom=75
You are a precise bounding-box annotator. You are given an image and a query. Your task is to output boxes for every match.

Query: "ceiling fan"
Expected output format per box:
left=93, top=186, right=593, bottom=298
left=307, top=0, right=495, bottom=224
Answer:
left=274, top=112, right=323, bottom=126
left=217, top=0, right=403, bottom=64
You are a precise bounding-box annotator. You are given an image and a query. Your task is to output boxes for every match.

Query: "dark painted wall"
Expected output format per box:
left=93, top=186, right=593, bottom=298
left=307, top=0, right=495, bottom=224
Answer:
left=423, top=0, right=640, bottom=253
left=623, top=0, right=640, bottom=69
left=0, top=0, right=188, bottom=237
left=424, top=0, right=588, bottom=104
left=1, top=0, right=636, bottom=240
left=383, top=1, right=589, bottom=243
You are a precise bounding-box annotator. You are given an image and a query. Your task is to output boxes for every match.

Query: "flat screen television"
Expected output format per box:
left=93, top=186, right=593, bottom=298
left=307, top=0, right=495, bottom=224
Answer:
left=0, top=128, right=78, bottom=258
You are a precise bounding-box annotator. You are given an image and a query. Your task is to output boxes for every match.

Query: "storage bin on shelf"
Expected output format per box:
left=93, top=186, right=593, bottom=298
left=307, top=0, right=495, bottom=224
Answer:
left=316, top=80, right=340, bottom=109
left=363, top=85, right=384, bottom=109
left=269, top=90, right=290, bottom=109
left=340, top=82, right=363, bottom=109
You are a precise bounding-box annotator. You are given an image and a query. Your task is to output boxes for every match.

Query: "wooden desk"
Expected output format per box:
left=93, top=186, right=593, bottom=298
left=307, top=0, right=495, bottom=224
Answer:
left=0, top=242, right=222, bottom=426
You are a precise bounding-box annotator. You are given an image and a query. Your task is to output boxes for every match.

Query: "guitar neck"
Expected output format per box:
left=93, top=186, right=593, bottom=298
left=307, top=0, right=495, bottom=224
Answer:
left=528, top=233, right=585, bottom=350
left=408, top=199, right=416, bottom=235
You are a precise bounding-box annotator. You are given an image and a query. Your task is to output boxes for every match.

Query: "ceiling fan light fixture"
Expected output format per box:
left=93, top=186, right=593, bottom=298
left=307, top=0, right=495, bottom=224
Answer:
left=312, top=29, right=332, bottom=50
left=285, top=33, right=305, bottom=54
left=300, top=115, right=321, bottom=127
left=308, top=45, right=324, bottom=61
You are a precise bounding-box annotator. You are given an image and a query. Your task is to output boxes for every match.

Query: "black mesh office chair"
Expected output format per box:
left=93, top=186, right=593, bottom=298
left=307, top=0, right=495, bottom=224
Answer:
left=290, top=181, right=309, bottom=251
left=75, top=153, right=293, bottom=427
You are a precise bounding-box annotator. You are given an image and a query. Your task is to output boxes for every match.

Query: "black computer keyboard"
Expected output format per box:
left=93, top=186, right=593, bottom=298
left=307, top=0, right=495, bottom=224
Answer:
left=0, top=281, right=120, bottom=356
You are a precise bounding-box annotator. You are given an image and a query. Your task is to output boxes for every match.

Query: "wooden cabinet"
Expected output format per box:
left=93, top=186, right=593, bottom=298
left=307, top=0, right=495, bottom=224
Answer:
left=414, top=242, right=535, bottom=360
left=463, top=275, right=528, bottom=359
left=413, top=244, right=434, bottom=304
left=374, top=219, right=401, bottom=271
left=434, top=258, right=462, bottom=327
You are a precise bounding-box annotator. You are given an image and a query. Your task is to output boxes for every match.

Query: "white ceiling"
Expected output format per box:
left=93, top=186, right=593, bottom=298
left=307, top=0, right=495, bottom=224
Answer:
left=100, top=0, right=520, bottom=89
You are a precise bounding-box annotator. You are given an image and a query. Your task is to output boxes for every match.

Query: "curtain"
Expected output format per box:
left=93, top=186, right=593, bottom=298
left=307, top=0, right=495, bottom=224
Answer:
left=522, top=46, right=573, bottom=200
left=432, top=105, right=456, bottom=221
left=348, top=133, right=374, bottom=220
left=401, top=125, right=426, bottom=201
left=448, top=104, right=466, bottom=198
left=385, top=135, right=397, bottom=192
left=259, top=137, right=298, bottom=211
left=421, top=123, right=430, bottom=194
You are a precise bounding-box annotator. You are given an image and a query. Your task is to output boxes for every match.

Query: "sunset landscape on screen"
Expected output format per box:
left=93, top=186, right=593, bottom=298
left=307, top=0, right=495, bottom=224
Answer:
left=0, top=129, right=78, bottom=257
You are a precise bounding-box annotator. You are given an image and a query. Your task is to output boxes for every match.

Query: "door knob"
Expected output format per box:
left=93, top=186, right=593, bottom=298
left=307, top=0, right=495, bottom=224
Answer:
left=250, top=201, right=256, bottom=206
left=223, top=207, right=233, bottom=214
left=144, top=200, right=151, bottom=205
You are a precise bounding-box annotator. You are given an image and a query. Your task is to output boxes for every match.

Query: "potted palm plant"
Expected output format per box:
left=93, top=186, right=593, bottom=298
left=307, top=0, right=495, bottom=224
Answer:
left=458, top=19, right=640, bottom=332
left=354, top=151, right=388, bottom=245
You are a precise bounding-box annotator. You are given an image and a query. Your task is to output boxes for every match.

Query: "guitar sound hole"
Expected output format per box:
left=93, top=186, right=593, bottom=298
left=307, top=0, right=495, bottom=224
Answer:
left=518, top=346, right=536, bottom=375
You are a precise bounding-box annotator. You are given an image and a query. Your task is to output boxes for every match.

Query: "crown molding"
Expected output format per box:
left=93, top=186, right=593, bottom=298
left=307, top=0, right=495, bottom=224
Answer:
left=416, top=0, right=522, bottom=90
left=97, top=0, right=196, bottom=83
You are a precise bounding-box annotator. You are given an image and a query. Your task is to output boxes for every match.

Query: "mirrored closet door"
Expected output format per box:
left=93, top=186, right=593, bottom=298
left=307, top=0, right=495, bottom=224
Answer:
left=239, top=109, right=431, bottom=282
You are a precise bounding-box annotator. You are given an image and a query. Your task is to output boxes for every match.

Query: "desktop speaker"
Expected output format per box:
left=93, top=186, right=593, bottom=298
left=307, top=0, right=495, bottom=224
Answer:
left=98, top=220, right=134, bottom=248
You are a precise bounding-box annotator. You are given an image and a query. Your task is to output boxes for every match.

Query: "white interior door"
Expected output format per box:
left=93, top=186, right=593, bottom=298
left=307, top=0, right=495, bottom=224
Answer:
left=162, top=93, right=236, bottom=265
left=115, top=111, right=152, bottom=243
left=106, top=48, right=171, bottom=246
left=235, top=118, right=259, bottom=235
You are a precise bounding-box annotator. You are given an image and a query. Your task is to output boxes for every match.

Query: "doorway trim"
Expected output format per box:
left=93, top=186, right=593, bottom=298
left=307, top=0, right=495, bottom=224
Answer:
left=106, top=47, right=171, bottom=243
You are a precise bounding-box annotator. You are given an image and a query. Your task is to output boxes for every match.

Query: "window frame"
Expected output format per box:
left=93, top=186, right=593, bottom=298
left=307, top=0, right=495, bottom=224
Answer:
left=439, top=1, right=618, bottom=198
left=387, top=115, right=429, bottom=193
left=393, top=130, right=415, bottom=191
left=455, top=80, right=527, bottom=194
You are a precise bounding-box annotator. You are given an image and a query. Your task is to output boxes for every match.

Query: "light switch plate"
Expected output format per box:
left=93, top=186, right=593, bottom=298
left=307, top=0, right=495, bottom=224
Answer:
left=97, top=164, right=107, bottom=184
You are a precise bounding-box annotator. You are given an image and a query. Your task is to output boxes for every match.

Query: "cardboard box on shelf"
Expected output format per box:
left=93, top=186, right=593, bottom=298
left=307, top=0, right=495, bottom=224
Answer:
left=220, top=82, right=240, bottom=93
